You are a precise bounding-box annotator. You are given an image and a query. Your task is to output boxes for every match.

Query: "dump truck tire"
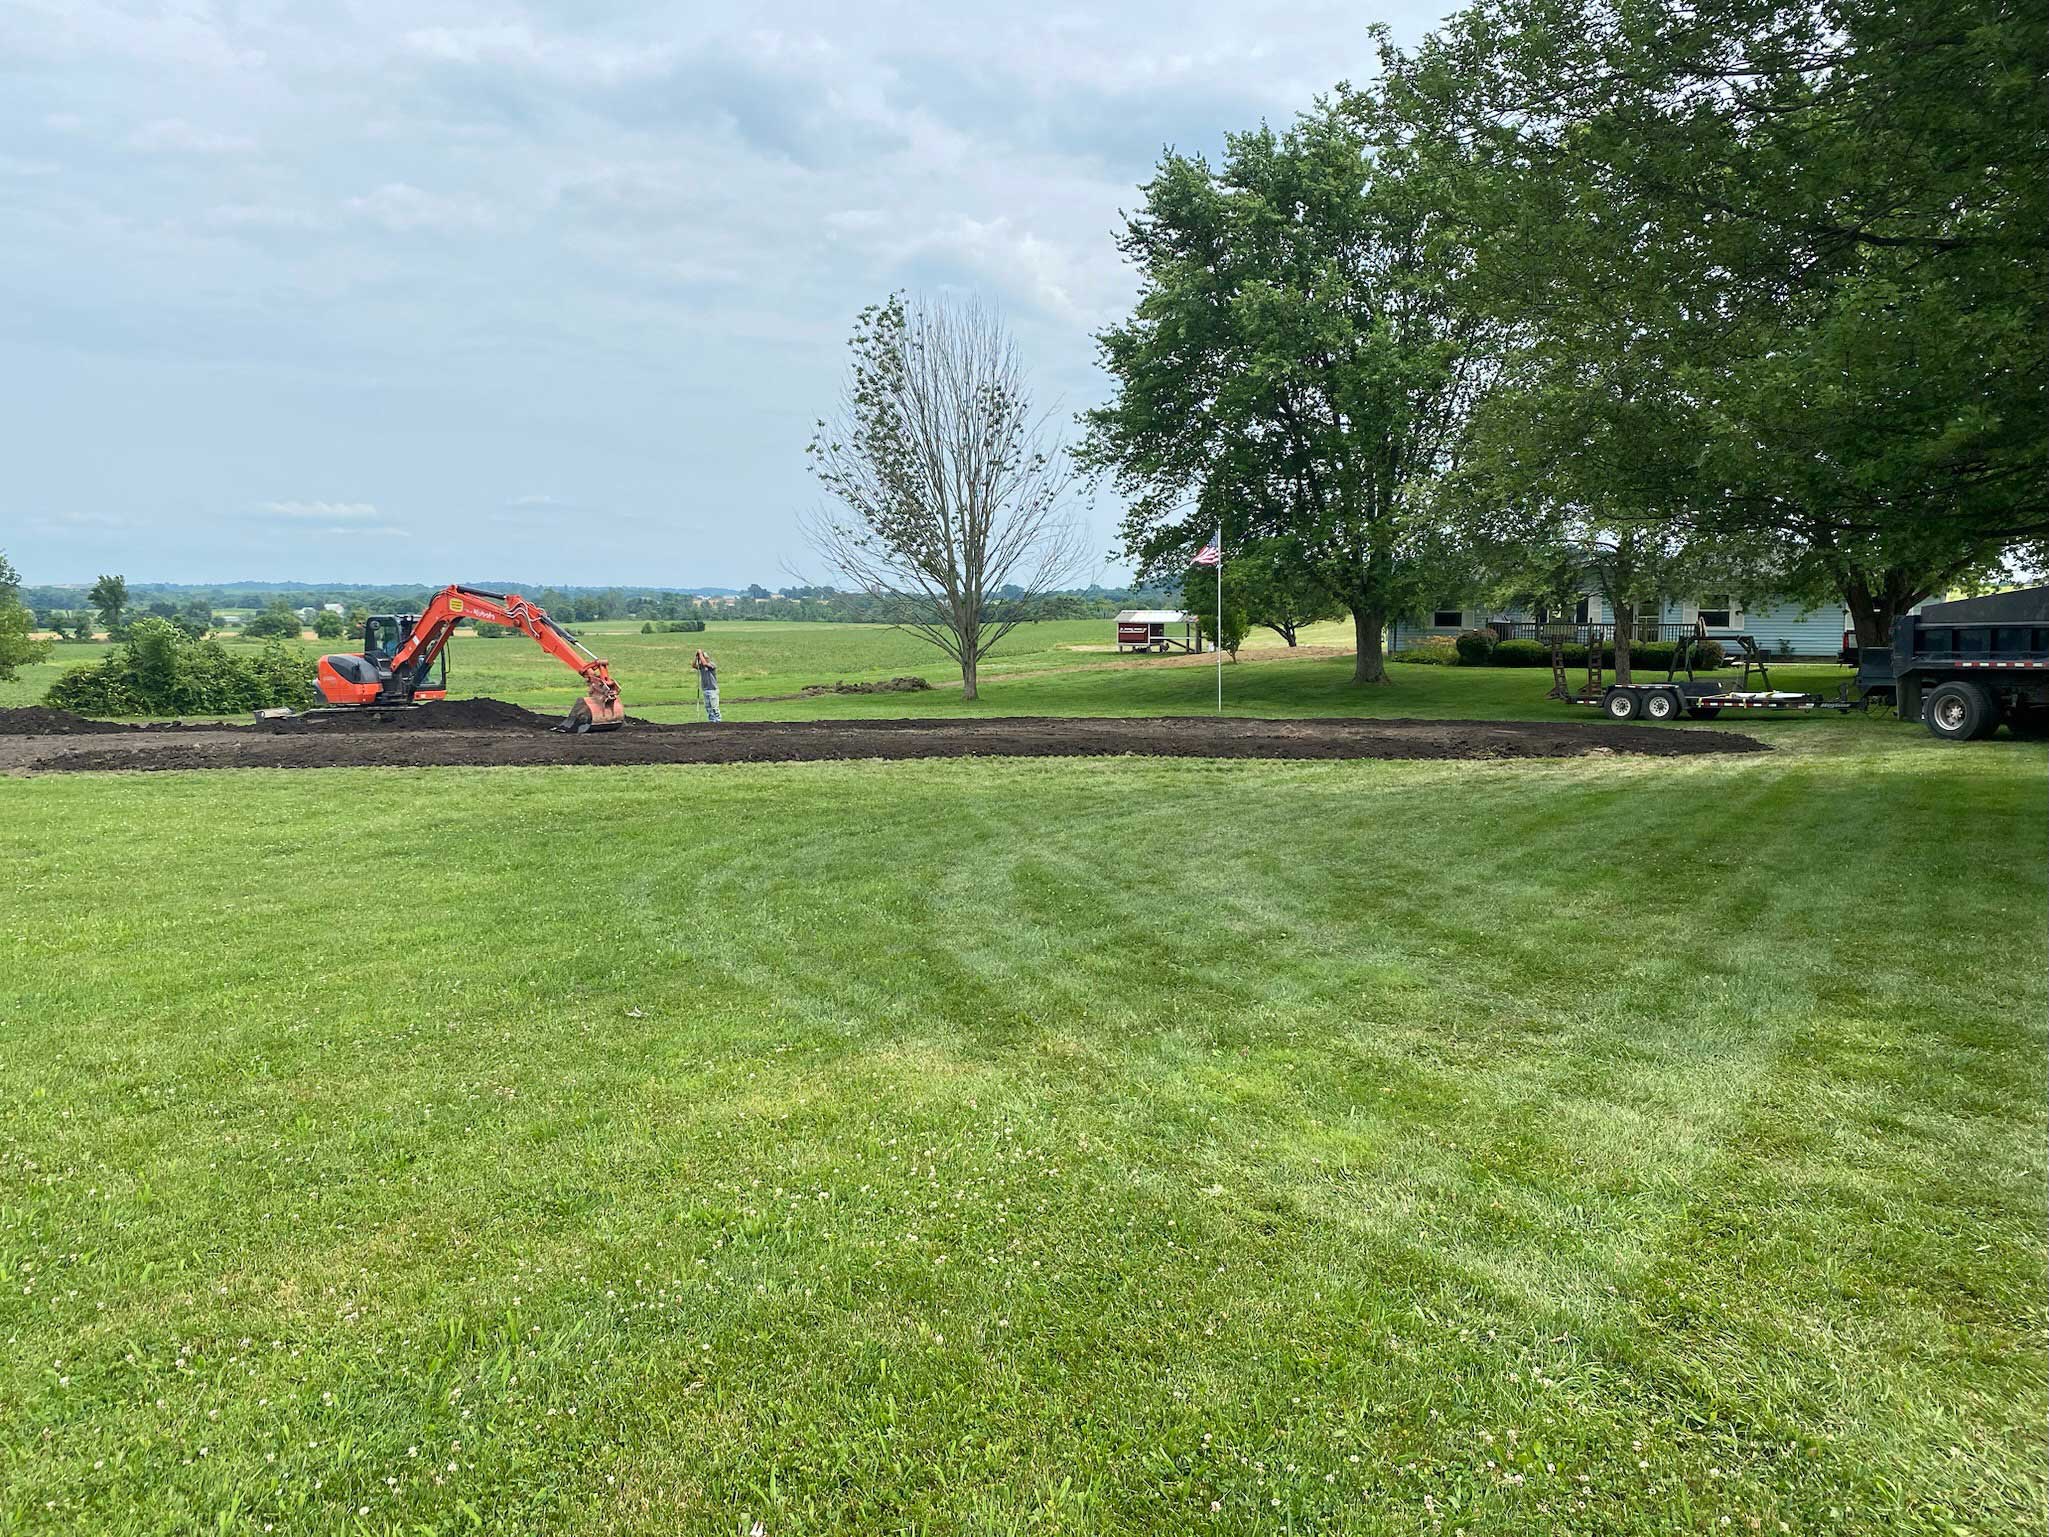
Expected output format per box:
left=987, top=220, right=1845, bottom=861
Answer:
left=1924, top=681, right=1995, bottom=742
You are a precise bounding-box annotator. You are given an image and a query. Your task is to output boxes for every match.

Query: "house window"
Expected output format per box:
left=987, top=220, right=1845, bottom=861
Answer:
left=1432, top=609, right=1464, bottom=629
left=1698, top=596, right=1734, bottom=628
left=1574, top=596, right=1592, bottom=624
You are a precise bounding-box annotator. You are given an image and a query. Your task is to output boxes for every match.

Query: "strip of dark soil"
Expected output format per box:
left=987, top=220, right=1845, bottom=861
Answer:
left=261, top=699, right=560, bottom=733
left=1, top=711, right=1768, bottom=774
left=0, top=706, right=137, bottom=734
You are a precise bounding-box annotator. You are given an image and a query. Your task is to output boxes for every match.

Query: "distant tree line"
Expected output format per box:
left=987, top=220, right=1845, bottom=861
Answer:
left=19, top=578, right=1175, bottom=629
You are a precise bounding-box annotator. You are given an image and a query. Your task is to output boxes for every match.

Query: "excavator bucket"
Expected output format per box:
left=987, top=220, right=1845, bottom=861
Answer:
left=561, top=664, right=625, bottom=733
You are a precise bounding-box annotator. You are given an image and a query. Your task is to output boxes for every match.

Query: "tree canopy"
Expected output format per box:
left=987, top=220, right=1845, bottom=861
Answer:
left=0, top=551, right=53, bottom=682
left=1081, top=89, right=1491, bottom=682
left=1390, top=0, right=2047, bottom=640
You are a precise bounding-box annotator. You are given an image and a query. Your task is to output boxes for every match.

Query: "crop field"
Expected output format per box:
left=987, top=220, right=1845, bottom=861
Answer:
left=1, top=632, right=2043, bottom=1535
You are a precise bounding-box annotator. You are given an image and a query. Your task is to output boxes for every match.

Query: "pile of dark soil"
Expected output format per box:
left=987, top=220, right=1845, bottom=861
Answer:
left=798, top=676, right=933, bottom=697
left=269, top=699, right=558, bottom=733
left=0, top=706, right=134, bottom=735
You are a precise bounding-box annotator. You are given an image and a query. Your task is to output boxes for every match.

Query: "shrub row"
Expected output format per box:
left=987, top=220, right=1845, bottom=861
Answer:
left=642, top=619, right=708, bottom=633
left=1485, top=636, right=1726, bottom=670
left=1390, top=637, right=1458, bottom=665
left=1446, top=627, right=1727, bottom=670
left=44, top=618, right=312, bottom=716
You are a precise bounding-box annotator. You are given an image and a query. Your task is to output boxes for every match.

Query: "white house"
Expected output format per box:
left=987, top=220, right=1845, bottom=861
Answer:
left=1395, top=593, right=1851, bottom=658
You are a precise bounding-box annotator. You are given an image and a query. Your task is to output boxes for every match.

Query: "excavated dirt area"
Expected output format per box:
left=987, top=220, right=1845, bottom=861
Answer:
left=0, top=701, right=1768, bottom=774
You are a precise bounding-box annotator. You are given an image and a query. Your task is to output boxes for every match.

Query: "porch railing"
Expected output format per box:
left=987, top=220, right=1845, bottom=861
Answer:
left=1487, top=620, right=1706, bottom=646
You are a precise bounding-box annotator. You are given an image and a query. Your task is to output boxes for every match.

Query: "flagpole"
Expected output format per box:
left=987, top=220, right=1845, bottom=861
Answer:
left=1214, top=520, right=1223, bottom=718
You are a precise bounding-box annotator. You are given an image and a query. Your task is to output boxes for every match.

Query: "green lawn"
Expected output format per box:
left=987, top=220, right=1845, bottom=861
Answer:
left=1, top=675, right=2043, bottom=1532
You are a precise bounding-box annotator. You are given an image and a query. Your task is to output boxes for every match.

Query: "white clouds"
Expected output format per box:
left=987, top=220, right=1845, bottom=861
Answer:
left=343, top=183, right=502, bottom=235
left=1, top=0, right=1443, bottom=582
left=204, top=202, right=331, bottom=233
left=127, top=118, right=257, bottom=154
left=261, top=501, right=381, bottom=521
left=259, top=502, right=408, bottom=538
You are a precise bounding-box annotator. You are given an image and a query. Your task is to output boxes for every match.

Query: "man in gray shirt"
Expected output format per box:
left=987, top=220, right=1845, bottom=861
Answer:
left=693, top=649, right=722, bottom=722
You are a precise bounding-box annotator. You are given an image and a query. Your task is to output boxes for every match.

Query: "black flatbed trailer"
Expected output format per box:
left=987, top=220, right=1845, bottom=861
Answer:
left=1590, top=682, right=1856, bottom=723
left=1580, top=585, right=2049, bottom=740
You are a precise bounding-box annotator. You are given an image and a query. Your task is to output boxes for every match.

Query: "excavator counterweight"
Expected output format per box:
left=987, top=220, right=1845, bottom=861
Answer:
left=315, top=585, right=624, bottom=731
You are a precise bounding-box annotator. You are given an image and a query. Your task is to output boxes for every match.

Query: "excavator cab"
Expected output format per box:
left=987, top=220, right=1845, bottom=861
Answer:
left=315, top=614, right=446, bottom=706
left=363, top=615, right=407, bottom=662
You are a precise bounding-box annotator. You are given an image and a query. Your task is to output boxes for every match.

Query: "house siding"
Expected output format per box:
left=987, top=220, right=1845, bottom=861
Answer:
left=1392, top=595, right=1850, bottom=657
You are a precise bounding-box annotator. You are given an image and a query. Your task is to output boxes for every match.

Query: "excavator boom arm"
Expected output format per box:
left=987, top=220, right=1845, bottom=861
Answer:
left=391, top=585, right=623, bottom=728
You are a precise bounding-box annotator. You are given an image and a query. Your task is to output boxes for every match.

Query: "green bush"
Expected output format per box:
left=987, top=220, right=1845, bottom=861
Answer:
left=1490, top=638, right=1731, bottom=672
left=241, top=600, right=305, bottom=640
left=1453, top=628, right=1497, bottom=665
left=44, top=619, right=313, bottom=717
left=1392, top=638, right=1458, bottom=665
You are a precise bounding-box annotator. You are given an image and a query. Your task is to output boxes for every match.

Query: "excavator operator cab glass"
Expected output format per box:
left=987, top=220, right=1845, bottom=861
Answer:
left=363, top=616, right=405, bottom=662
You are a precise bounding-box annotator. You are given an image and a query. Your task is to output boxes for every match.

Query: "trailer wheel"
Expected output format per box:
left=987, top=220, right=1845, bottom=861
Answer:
left=1924, top=681, right=1995, bottom=742
left=1604, top=689, right=1640, bottom=721
left=1643, top=690, right=1680, bottom=722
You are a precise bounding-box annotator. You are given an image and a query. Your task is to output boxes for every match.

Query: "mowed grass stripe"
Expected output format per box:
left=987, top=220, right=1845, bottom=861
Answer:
left=0, top=743, right=2042, bottom=1534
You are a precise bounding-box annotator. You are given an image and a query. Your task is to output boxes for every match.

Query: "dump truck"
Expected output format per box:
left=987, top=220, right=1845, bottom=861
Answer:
left=1854, top=584, right=2049, bottom=741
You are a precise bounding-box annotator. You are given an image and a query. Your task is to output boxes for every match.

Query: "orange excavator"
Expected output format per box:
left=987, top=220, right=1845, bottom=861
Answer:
left=314, top=585, right=624, bottom=731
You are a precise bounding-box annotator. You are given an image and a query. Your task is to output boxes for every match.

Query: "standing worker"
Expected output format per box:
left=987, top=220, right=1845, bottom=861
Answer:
left=693, top=648, right=722, bottom=722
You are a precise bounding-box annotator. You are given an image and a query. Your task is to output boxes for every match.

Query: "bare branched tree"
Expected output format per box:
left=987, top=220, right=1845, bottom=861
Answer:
left=801, top=293, right=1090, bottom=701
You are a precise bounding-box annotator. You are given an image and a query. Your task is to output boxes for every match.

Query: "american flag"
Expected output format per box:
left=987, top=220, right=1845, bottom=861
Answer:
left=1191, top=538, right=1222, bottom=567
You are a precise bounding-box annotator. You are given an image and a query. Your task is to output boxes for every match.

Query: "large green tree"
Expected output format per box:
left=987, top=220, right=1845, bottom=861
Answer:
left=1219, top=538, right=1346, bottom=647
left=0, top=551, right=54, bottom=682
left=241, top=599, right=305, bottom=640
left=88, top=573, right=129, bottom=636
left=1392, top=0, right=2047, bottom=643
left=1081, top=89, right=1490, bottom=684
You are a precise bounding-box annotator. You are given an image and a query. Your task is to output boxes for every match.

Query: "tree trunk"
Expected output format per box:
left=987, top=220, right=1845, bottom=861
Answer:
left=1843, top=572, right=1925, bottom=650
left=960, top=647, right=979, bottom=702
left=1613, top=601, right=1634, bottom=685
left=1352, top=609, right=1389, bottom=684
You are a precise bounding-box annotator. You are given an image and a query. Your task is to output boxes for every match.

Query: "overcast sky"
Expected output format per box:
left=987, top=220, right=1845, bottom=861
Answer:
left=3, top=0, right=1447, bottom=588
